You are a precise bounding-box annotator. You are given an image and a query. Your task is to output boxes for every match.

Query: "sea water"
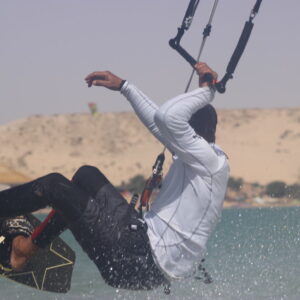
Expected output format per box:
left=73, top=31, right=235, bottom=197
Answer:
left=1, top=207, right=299, bottom=300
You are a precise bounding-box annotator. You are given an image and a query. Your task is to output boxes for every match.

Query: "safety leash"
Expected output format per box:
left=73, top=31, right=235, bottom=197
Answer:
left=184, top=0, right=219, bottom=92
left=138, top=148, right=166, bottom=218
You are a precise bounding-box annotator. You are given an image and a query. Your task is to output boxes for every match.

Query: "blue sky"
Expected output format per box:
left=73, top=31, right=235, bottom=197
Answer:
left=1, top=0, right=299, bottom=124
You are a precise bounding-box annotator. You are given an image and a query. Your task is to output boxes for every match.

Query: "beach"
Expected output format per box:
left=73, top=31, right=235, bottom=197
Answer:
left=0, top=108, right=299, bottom=187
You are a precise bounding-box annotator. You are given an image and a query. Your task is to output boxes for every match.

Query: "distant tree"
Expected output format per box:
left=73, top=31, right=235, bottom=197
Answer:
left=286, top=184, right=300, bottom=199
left=228, top=177, right=244, bottom=191
left=266, top=181, right=287, bottom=198
left=251, top=182, right=261, bottom=188
left=118, top=174, right=146, bottom=193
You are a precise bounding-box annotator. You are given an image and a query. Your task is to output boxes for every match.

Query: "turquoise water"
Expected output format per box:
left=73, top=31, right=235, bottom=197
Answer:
left=1, top=207, right=300, bottom=300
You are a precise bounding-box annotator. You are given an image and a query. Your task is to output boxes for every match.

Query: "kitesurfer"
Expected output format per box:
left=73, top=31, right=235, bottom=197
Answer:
left=0, top=62, right=229, bottom=290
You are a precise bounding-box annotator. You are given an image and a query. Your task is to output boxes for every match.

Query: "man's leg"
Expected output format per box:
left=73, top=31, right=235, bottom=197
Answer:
left=31, top=165, right=129, bottom=258
left=0, top=172, right=89, bottom=220
left=72, top=165, right=111, bottom=198
left=0, top=173, right=91, bottom=250
left=70, top=166, right=167, bottom=289
left=32, top=166, right=113, bottom=248
left=72, top=165, right=129, bottom=216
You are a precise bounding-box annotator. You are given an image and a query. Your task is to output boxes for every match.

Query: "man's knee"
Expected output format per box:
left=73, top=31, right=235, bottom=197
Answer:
left=72, top=165, right=107, bottom=180
left=33, top=173, right=68, bottom=197
left=72, top=165, right=109, bottom=196
left=44, top=173, right=71, bottom=189
left=72, top=165, right=99, bottom=181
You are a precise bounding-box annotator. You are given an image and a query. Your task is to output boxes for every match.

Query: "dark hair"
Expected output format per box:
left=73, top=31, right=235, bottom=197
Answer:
left=188, top=104, right=217, bottom=143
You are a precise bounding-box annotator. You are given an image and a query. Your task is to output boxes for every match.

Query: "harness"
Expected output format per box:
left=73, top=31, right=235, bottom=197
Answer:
left=138, top=150, right=165, bottom=218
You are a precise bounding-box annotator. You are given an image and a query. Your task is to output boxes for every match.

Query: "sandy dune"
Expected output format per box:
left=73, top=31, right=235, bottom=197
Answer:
left=0, top=108, right=299, bottom=186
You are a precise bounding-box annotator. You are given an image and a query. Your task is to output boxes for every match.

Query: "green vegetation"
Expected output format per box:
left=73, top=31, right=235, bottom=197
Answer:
left=118, top=174, right=146, bottom=193
left=119, top=174, right=300, bottom=206
left=266, top=181, right=287, bottom=198
left=228, top=177, right=244, bottom=191
left=286, top=184, right=300, bottom=199
left=251, top=182, right=262, bottom=188
left=265, top=181, right=300, bottom=199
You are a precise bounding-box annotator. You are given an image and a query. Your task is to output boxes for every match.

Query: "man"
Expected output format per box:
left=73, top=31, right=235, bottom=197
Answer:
left=0, top=62, right=229, bottom=290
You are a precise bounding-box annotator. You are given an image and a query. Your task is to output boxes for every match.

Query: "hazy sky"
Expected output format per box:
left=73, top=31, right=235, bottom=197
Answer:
left=1, top=0, right=299, bottom=124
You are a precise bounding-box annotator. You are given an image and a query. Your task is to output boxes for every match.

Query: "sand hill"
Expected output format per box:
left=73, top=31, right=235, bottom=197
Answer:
left=0, top=108, right=299, bottom=186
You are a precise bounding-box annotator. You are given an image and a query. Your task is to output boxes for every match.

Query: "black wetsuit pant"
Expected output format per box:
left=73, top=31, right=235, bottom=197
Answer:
left=0, top=165, right=166, bottom=290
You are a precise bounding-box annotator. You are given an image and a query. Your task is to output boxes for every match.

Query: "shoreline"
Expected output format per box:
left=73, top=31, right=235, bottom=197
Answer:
left=34, top=202, right=300, bottom=215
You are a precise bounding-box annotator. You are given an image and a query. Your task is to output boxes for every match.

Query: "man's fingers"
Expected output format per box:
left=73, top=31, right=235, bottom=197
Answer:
left=195, top=64, right=210, bottom=74
left=85, top=70, right=123, bottom=90
left=90, top=79, right=109, bottom=87
left=85, top=72, right=111, bottom=88
left=194, top=62, right=218, bottom=81
left=85, top=72, right=108, bottom=82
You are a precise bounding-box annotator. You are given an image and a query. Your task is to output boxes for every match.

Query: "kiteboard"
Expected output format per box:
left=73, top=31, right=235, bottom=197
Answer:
left=0, top=214, right=76, bottom=293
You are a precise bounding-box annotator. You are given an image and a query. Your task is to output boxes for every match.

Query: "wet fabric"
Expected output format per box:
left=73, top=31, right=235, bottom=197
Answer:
left=0, top=166, right=166, bottom=290
left=69, top=167, right=166, bottom=290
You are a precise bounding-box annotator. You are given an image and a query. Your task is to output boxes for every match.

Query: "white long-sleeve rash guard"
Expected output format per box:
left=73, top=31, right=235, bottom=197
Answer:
left=121, top=82, right=229, bottom=279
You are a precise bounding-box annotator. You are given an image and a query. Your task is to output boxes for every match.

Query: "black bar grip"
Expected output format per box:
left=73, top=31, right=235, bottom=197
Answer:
left=226, top=21, right=254, bottom=75
left=215, top=20, right=254, bottom=93
left=182, top=0, right=200, bottom=30
left=202, top=73, right=214, bottom=84
left=253, top=0, right=263, bottom=15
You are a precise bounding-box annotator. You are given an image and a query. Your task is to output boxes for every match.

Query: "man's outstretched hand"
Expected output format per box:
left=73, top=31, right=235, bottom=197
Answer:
left=85, top=71, right=124, bottom=91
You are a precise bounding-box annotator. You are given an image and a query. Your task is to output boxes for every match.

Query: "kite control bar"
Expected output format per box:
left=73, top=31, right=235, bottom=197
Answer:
left=169, top=0, right=263, bottom=93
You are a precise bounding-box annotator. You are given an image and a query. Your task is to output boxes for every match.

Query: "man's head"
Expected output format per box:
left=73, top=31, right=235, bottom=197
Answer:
left=189, top=104, right=217, bottom=143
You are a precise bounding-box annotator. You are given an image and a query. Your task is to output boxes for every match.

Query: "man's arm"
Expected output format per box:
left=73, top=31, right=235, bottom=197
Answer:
left=84, top=63, right=219, bottom=159
left=153, top=63, right=221, bottom=174
left=85, top=71, right=168, bottom=146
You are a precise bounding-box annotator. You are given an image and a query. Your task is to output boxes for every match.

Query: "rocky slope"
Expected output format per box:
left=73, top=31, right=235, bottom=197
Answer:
left=0, top=108, right=299, bottom=186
